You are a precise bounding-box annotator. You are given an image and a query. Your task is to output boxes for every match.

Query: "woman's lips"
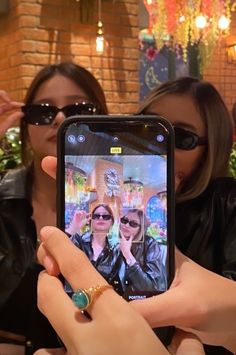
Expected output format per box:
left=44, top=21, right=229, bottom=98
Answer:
left=96, top=221, right=106, bottom=225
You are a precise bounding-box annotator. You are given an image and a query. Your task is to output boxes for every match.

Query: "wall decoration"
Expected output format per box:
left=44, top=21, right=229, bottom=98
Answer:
left=139, top=31, right=189, bottom=100
left=143, top=0, right=233, bottom=74
left=104, top=168, right=121, bottom=197
left=122, top=178, right=144, bottom=209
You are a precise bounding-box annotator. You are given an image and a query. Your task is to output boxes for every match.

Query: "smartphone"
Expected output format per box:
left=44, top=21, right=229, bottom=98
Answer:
left=57, top=115, right=175, bottom=344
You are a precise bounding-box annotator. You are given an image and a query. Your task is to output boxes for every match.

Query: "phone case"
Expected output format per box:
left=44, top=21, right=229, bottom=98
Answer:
left=57, top=115, right=175, bottom=345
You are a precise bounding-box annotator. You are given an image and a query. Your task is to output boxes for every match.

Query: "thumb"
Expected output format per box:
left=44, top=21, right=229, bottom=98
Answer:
left=130, top=286, right=198, bottom=329
left=41, top=156, right=57, bottom=180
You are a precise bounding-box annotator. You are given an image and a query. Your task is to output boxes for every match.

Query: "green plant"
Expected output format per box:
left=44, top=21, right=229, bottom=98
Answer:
left=0, top=127, right=21, bottom=174
left=0, top=128, right=235, bottom=181
left=229, top=142, right=236, bottom=178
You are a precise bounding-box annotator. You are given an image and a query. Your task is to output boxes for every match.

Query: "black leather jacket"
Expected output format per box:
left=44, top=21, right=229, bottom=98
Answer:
left=176, top=177, right=236, bottom=355
left=0, top=169, right=235, bottom=354
left=70, top=232, right=166, bottom=297
left=70, top=232, right=120, bottom=282
left=117, top=235, right=167, bottom=297
left=0, top=168, right=36, bottom=309
left=0, top=168, right=59, bottom=353
left=176, top=177, right=236, bottom=280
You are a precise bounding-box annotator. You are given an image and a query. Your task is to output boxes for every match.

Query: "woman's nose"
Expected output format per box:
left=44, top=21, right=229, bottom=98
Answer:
left=52, top=111, right=66, bottom=127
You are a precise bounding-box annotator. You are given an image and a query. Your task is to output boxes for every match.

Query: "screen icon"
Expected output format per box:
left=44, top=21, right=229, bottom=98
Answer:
left=110, top=147, right=122, bottom=154
left=68, top=135, right=76, bottom=144
left=113, top=136, right=119, bottom=143
left=77, top=135, right=85, bottom=143
left=156, top=134, right=165, bottom=143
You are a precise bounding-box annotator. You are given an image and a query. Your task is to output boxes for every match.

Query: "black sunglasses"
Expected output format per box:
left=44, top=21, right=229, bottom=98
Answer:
left=120, top=216, right=140, bottom=228
left=138, top=113, right=207, bottom=150
left=92, top=213, right=112, bottom=221
left=174, top=126, right=207, bottom=150
left=22, top=102, right=98, bottom=125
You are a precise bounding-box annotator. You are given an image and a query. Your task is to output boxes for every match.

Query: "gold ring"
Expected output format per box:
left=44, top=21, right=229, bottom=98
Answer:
left=72, top=284, right=112, bottom=311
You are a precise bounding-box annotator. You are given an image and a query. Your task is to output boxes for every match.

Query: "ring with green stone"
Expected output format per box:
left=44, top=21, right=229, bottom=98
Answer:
left=72, top=284, right=112, bottom=311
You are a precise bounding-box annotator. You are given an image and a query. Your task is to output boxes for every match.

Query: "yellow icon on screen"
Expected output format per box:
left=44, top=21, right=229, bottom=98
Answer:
left=110, top=147, right=122, bottom=154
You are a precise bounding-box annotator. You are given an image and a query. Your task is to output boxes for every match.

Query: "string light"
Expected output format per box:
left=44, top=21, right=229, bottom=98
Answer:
left=195, top=14, right=207, bottom=29
left=143, top=0, right=232, bottom=72
left=179, top=15, right=185, bottom=23
left=218, top=14, right=230, bottom=30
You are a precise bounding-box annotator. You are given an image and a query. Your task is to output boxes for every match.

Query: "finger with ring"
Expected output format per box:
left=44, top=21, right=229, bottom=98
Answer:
left=72, top=284, right=113, bottom=311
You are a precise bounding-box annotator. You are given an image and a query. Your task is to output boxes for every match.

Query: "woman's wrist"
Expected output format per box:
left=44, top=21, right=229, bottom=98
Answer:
left=126, top=255, right=136, bottom=267
left=65, top=226, right=74, bottom=235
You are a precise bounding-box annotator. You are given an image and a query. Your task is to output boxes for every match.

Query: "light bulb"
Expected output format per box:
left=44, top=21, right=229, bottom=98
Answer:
left=146, top=0, right=153, bottom=4
left=96, top=35, right=104, bottom=54
left=218, top=15, right=230, bottom=30
left=195, top=14, right=207, bottom=29
left=179, top=15, right=185, bottom=23
left=96, top=20, right=104, bottom=54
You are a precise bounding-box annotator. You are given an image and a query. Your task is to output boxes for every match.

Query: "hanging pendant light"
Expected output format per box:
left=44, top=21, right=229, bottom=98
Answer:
left=96, top=0, right=105, bottom=54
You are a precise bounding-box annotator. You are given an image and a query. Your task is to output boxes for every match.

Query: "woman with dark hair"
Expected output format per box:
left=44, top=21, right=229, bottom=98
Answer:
left=20, top=62, right=108, bottom=166
left=69, top=204, right=120, bottom=283
left=0, top=62, right=108, bottom=354
left=137, top=76, right=236, bottom=355
left=118, top=209, right=166, bottom=295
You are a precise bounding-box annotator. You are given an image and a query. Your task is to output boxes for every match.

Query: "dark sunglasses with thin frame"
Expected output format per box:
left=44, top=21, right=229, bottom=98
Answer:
left=174, top=126, right=207, bottom=150
left=22, top=102, right=98, bottom=126
left=92, top=213, right=112, bottom=221
left=139, top=113, right=207, bottom=150
left=120, top=216, right=140, bottom=228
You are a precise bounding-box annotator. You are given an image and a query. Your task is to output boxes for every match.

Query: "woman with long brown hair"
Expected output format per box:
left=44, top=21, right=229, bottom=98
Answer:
left=0, top=62, right=108, bottom=354
left=137, top=76, right=236, bottom=355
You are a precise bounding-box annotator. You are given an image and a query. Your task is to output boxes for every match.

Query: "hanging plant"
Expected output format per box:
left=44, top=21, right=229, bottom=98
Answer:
left=73, top=172, right=86, bottom=188
left=144, top=0, right=232, bottom=73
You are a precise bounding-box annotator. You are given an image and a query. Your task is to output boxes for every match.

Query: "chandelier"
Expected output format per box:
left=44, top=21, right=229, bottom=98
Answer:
left=143, top=0, right=233, bottom=72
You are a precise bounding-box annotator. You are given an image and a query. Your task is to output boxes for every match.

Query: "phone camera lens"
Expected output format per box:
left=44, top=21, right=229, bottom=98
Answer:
left=156, top=134, right=165, bottom=143
left=77, top=135, right=85, bottom=143
left=68, top=135, right=76, bottom=144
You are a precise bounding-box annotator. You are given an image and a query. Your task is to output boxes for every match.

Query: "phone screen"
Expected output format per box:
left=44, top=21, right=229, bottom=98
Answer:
left=57, top=116, right=175, bottom=301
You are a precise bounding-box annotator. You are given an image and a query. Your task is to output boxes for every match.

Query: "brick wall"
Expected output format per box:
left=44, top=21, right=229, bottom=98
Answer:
left=1, top=0, right=236, bottom=114
left=203, top=10, right=236, bottom=113
left=0, top=0, right=139, bottom=114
